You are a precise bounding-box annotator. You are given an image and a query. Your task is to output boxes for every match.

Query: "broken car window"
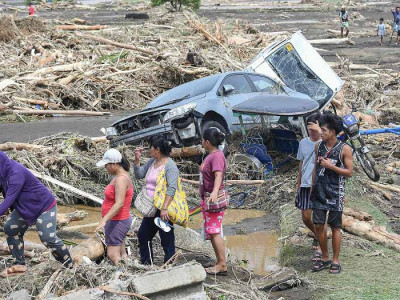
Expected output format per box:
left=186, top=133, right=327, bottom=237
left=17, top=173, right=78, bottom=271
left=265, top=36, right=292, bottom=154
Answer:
left=248, top=74, right=283, bottom=94
left=267, top=44, right=333, bottom=107
left=221, top=75, right=253, bottom=95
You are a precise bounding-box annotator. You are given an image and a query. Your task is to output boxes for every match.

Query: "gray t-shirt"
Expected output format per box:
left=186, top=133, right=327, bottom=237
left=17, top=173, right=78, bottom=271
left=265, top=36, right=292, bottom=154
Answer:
left=297, top=137, right=319, bottom=187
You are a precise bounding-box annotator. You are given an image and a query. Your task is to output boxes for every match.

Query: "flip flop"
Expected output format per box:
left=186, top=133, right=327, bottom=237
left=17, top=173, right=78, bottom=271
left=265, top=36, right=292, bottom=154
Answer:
left=202, top=261, right=216, bottom=268
left=312, top=259, right=332, bottom=272
left=1, top=267, right=27, bottom=278
left=205, top=267, right=228, bottom=276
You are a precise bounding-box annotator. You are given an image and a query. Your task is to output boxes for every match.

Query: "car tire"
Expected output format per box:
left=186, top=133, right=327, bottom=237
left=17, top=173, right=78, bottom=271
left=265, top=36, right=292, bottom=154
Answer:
left=201, top=120, right=229, bottom=156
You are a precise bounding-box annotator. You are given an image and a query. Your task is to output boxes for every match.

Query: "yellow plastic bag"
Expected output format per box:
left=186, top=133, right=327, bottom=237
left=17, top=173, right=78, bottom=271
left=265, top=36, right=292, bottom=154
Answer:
left=153, top=169, right=189, bottom=227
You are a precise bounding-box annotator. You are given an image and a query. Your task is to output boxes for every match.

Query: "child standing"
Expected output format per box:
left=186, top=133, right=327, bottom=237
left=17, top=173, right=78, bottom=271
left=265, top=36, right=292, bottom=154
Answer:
left=28, top=2, right=35, bottom=16
left=377, top=18, right=386, bottom=46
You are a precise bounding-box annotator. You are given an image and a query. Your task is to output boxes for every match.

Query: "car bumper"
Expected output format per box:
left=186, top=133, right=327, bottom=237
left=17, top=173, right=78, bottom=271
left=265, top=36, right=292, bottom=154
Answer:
left=110, top=123, right=174, bottom=147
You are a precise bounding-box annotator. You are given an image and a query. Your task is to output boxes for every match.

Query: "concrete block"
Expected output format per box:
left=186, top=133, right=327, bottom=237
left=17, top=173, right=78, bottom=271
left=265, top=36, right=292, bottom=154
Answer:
left=174, top=226, right=215, bottom=258
left=47, top=288, right=104, bottom=300
left=131, top=261, right=206, bottom=300
left=178, top=291, right=208, bottom=300
left=7, top=289, right=31, bottom=300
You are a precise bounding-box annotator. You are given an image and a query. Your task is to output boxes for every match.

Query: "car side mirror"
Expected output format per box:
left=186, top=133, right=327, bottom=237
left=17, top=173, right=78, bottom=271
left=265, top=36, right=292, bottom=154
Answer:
left=222, top=85, right=235, bottom=96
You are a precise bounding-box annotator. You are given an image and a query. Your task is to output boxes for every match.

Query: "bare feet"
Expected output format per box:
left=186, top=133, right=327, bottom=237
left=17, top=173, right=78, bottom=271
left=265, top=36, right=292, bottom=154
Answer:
left=1, top=265, right=27, bottom=277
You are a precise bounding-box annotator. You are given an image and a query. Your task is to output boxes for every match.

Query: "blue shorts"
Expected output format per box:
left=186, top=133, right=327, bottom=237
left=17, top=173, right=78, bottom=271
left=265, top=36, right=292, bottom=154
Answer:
left=341, top=22, right=349, bottom=28
left=104, top=217, right=132, bottom=246
left=295, top=187, right=312, bottom=210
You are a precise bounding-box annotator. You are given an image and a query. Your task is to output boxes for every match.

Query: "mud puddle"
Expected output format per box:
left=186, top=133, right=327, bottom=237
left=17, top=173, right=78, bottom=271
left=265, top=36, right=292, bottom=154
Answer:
left=23, top=204, right=101, bottom=244
left=20, top=206, right=280, bottom=275
left=189, top=209, right=280, bottom=275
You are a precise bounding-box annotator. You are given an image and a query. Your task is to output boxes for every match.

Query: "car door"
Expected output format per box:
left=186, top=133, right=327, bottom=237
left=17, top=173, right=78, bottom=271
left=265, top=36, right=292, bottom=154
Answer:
left=245, top=31, right=343, bottom=109
left=218, top=74, right=257, bottom=129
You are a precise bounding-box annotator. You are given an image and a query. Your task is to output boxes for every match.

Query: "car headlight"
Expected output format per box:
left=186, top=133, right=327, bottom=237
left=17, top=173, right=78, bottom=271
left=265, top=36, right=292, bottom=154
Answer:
left=163, top=102, right=197, bottom=122
left=106, top=127, right=118, bottom=137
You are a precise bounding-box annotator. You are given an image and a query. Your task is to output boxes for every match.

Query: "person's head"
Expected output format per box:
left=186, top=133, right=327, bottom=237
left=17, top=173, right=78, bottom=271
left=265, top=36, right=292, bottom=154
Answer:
left=28, top=2, right=32, bottom=6
left=149, top=136, right=172, bottom=159
left=379, top=18, right=384, bottom=23
left=306, top=112, right=322, bottom=139
left=202, top=127, right=225, bottom=152
left=396, top=7, right=400, bottom=12
left=341, top=5, right=345, bottom=12
left=96, top=148, right=130, bottom=174
left=319, top=112, right=343, bottom=142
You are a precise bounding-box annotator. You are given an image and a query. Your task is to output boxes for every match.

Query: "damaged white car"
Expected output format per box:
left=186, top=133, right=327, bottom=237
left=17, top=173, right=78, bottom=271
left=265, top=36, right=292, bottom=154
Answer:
left=106, top=32, right=343, bottom=150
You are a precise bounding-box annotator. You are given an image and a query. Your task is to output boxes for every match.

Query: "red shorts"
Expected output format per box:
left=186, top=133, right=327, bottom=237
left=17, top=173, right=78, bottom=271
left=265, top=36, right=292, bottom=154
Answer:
left=201, top=201, right=224, bottom=239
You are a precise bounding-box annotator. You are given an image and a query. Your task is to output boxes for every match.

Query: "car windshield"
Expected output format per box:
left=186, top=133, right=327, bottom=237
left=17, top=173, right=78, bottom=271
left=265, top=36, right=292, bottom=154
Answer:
left=267, top=43, right=333, bottom=107
left=149, top=74, right=221, bottom=107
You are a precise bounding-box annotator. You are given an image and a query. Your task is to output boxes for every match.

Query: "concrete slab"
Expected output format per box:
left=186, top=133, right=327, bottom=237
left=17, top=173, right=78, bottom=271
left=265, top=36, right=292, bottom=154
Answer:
left=131, top=262, right=207, bottom=300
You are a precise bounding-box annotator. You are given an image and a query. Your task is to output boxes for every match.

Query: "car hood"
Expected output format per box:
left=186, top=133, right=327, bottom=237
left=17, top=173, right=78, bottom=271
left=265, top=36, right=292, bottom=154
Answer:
left=111, top=95, right=205, bottom=126
left=232, top=94, right=319, bottom=116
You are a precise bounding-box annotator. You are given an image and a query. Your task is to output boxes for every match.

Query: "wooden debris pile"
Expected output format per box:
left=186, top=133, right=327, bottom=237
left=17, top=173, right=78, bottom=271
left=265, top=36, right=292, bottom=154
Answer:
left=0, top=8, right=284, bottom=118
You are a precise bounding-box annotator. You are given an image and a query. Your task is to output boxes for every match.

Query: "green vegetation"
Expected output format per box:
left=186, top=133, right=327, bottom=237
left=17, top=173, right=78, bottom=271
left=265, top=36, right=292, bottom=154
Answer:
left=151, top=0, right=200, bottom=11
left=278, top=177, right=400, bottom=300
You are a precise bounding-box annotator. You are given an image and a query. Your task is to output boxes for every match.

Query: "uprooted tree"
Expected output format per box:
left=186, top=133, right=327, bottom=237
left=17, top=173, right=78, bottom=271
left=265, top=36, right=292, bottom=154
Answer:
left=152, top=0, right=200, bottom=11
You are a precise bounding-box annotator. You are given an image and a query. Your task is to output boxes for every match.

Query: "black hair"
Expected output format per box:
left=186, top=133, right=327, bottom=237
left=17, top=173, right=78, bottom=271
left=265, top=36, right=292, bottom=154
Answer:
left=319, top=112, right=343, bottom=134
left=306, top=112, right=322, bottom=124
left=380, top=18, right=384, bottom=21
left=203, top=127, right=225, bottom=147
left=150, top=136, right=172, bottom=156
left=118, top=156, right=130, bottom=172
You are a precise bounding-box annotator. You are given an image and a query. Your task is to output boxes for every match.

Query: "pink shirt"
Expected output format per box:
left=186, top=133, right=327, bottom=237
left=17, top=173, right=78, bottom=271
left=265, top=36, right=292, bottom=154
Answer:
left=145, top=163, right=165, bottom=199
left=199, top=150, right=226, bottom=199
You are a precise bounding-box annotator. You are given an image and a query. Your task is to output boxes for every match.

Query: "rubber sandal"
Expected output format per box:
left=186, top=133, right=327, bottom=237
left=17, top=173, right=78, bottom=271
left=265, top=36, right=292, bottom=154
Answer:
left=329, top=263, right=342, bottom=274
left=202, top=261, right=216, bottom=268
left=312, top=251, right=322, bottom=262
left=205, top=267, right=228, bottom=276
left=312, top=259, right=332, bottom=272
left=312, top=239, right=319, bottom=250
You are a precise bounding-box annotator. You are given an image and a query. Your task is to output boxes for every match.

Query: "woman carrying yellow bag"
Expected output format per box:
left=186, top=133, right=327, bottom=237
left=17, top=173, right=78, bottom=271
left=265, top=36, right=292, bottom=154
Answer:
left=134, top=136, right=184, bottom=265
left=154, top=170, right=188, bottom=228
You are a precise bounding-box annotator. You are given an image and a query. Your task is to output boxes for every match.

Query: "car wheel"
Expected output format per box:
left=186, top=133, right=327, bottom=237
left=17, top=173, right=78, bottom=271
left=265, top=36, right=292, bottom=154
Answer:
left=201, top=120, right=229, bottom=156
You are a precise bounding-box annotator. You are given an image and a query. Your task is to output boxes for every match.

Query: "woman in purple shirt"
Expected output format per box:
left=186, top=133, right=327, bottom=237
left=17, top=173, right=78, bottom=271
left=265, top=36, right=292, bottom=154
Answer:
left=0, top=151, right=73, bottom=277
left=200, top=128, right=227, bottom=276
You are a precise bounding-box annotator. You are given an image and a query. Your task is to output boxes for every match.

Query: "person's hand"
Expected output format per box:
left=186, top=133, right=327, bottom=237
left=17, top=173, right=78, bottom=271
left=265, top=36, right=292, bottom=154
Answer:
left=296, top=182, right=301, bottom=191
left=134, top=147, right=143, bottom=163
left=94, top=219, right=107, bottom=233
left=307, top=121, right=320, bottom=132
left=320, top=157, right=334, bottom=169
left=160, top=209, right=169, bottom=222
left=207, top=191, right=219, bottom=204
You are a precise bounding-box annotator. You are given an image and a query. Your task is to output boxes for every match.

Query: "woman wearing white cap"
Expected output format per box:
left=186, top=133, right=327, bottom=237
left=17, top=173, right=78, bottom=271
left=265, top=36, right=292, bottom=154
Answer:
left=95, top=149, right=133, bottom=265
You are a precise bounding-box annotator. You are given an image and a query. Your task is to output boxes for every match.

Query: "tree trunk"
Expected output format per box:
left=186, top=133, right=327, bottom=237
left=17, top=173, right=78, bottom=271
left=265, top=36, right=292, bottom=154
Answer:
left=70, top=238, right=105, bottom=264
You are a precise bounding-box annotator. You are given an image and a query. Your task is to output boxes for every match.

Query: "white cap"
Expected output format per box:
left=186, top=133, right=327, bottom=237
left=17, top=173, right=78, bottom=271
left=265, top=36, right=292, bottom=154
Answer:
left=96, top=149, right=122, bottom=167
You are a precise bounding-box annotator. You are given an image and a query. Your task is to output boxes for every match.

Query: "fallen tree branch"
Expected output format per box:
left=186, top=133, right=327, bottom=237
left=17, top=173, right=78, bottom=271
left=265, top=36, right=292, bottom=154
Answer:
left=0, top=142, right=50, bottom=152
left=182, top=178, right=265, bottom=185
left=57, top=210, right=88, bottom=227
left=76, top=32, right=156, bottom=56
left=29, top=62, right=87, bottom=77
left=98, top=286, right=150, bottom=300
left=13, top=96, right=61, bottom=109
left=370, top=182, right=400, bottom=194
left=5, top=109, right=110, bottom=116
left=55, top=24, right=108, bottom=31
left=309, top=38, right=353, bottom=45
left=29, top=169, right=103, bottom=205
